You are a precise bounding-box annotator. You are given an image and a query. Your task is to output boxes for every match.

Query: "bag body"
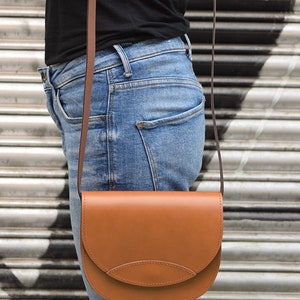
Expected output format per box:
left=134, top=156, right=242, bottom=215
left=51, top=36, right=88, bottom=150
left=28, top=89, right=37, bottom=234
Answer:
left=81, top=191, right=223, bottom=300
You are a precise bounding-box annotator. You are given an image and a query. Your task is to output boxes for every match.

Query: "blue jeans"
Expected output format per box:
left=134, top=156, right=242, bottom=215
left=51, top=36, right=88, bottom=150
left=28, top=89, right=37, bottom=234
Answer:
left=39, top=37, right=205, bottom=299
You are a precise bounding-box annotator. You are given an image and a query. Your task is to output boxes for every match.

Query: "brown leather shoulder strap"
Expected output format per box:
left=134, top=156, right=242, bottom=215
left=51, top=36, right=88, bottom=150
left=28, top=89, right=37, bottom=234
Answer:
left=78, top=0, right=224, bottom=196
left=211, top=0, right=224, bottom=194
left=77, top=0, right=96, bottom=196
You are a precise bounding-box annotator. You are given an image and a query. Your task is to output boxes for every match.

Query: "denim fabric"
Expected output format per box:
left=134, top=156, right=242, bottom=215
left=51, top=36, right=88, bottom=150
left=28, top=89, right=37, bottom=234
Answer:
left=38, top=37, right=205, bottom=300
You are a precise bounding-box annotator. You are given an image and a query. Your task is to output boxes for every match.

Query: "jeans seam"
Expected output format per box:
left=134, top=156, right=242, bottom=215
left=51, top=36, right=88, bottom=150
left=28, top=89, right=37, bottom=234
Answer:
left=113, top=77, right=201, bottom=91
left=128, top=48, right=186, bottom=64
left=106, top=69, right=116, bottom=190
left=136, top=129, right=158, bottom=191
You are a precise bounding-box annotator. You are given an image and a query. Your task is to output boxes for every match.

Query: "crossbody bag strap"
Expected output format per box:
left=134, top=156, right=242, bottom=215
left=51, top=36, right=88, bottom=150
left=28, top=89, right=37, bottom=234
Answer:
left=77, top=0, right=96, bottom=196
left=77, top=0, right=224, bottom=196
left=211, top=0, right=224, bottom=194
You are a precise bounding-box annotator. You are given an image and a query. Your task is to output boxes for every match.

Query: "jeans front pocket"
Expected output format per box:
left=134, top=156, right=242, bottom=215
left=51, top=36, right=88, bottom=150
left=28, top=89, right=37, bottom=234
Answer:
left=56, top=73, right=108, bottom=124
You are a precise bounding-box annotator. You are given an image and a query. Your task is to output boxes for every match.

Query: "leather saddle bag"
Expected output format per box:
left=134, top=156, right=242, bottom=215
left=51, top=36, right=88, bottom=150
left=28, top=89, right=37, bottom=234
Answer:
left=81, top=191, right=223, bottom=300
left=79, top=0, right=223, bottom=299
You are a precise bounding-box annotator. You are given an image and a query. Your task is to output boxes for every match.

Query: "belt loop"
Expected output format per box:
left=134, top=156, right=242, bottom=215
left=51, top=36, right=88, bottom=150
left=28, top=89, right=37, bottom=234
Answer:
left=184, top=34, right=193, bottom=61
left=38, top=66, right=49, bottom=83
left=46, top=66, right=51, bottom=83
left=113, top=44, right=133, bottom=78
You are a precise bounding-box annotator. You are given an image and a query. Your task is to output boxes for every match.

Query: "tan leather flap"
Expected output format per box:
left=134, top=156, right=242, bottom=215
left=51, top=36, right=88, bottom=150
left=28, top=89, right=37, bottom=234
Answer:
left=81, top=191, right=223, bottom=287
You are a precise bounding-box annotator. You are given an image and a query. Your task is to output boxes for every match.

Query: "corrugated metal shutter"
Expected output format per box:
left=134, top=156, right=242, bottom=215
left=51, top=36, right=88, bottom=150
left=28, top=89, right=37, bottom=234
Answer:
left=0, top=0, right=299, bottom=299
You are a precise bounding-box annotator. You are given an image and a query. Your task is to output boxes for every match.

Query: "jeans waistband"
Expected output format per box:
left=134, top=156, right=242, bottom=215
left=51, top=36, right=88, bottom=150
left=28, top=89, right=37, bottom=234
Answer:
left=39, top=36, right=191, bottom=88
